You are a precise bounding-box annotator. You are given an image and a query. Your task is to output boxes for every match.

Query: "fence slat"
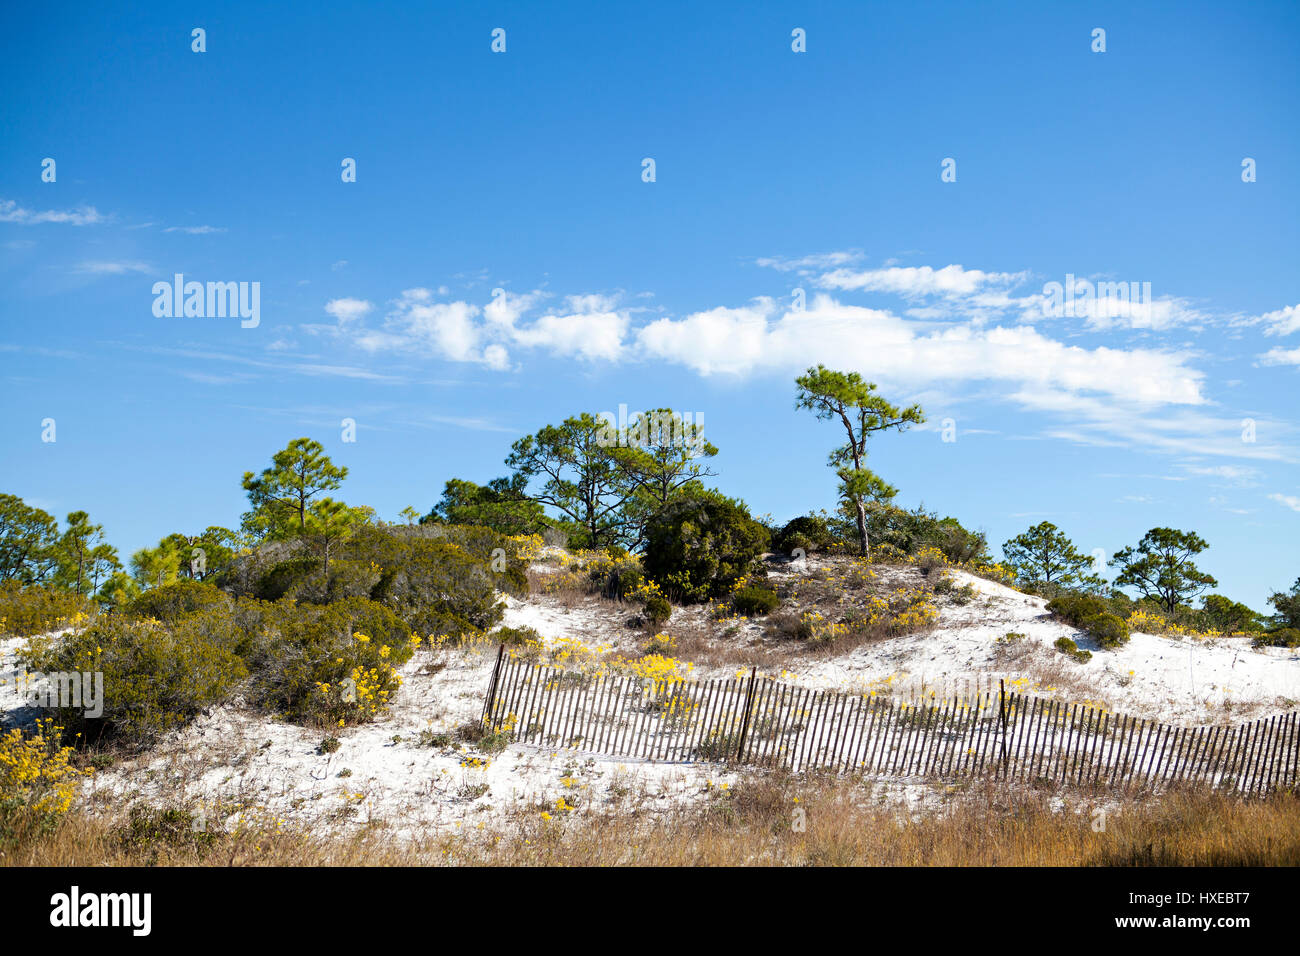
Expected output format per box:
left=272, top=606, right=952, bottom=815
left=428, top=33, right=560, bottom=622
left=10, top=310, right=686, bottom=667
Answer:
left=476, top=652, right=1294, bottom=798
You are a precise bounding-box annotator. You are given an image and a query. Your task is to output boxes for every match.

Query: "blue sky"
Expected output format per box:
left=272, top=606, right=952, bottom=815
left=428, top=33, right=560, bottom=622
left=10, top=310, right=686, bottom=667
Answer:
left=1, top=0, right=1297, bottom=610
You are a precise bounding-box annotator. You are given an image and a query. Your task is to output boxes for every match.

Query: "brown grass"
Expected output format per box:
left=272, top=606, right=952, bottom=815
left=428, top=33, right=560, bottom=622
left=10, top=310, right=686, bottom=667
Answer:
left=6, top=775, right=1297, bottom=867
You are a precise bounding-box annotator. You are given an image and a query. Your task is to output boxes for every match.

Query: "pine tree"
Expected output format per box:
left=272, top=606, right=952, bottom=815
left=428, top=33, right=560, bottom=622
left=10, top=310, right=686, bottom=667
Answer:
left=795, top=365, right=924, bottom=555
left=241, top=438, right=348, bottom=539
left=1001, top=521, right=1102, bottom=593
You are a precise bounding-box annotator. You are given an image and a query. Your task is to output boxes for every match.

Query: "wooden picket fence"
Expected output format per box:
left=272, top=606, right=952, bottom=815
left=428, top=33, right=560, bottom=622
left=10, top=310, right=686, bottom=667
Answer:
left=481, top=647, right=1300, bottom=795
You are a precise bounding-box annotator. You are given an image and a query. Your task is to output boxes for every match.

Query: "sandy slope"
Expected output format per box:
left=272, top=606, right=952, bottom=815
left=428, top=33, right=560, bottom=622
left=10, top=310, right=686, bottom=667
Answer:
left=1, top=565, right=1296, bottom=836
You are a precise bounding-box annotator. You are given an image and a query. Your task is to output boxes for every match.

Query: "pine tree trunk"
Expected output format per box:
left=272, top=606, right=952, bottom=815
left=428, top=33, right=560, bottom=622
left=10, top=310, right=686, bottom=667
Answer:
left=856, top=500, right=869, bottom=556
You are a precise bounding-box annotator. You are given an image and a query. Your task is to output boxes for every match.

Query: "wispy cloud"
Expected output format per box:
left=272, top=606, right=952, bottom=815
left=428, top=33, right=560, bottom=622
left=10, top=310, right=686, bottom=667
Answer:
left=1251, top=303, right=1300, bottom=337
left=73, top=260, right=152, bottom=275
left=163, top=225, right=225, bottom=234
left=1268, top=493, right=1300, bottom=513
left=1258, top=347, right=1300, bottom=368
left=0, top=198, right=106, bottom=226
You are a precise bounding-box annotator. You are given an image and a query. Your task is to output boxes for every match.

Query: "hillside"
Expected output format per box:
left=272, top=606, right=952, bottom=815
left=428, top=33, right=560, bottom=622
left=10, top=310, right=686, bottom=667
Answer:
left=5, top=547, right=1294, bottom=843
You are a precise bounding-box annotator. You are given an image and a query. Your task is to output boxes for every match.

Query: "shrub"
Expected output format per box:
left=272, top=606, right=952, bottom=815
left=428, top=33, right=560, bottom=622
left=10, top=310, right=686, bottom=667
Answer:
left=1054, top=636, right=1092, bottom=662
left=0, top=583, right=95, bottom=638
left=124, top=579, right=232, bottom=625
left=732, top=586, right=779, bottom=616
left=0, top=719, right=88, bottom=845
left=643, top=594, right=672, bottom=628
left=1083, top=612, right=1130, bottom=649
left=240, top=597, right=415, bottom=726
left=1253, top=628, right=1300, bottom=649
left=114, top=804, right=218, bottom=861
left=492, top=625, right=543, bottom=647
left=583, top=550, right=644, bottom=600
left=368, top=534, right=504, bottom=633
left=933, top=574, right=976, bottom=605
left=773, top=515, right=834, bottom=555
left=22, top=615, right=248, bottom=750
left=643, top=491, right=770, bottom=602
left=643, top=632, right=677, bottom=656
left=913, top=546, right=948, bottom=575
left=1046, top=593, right=1110, bottom=628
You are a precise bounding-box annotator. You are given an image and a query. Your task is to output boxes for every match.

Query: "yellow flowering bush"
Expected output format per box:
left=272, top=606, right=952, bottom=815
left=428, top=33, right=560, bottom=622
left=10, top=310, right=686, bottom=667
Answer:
left=241, top=596, right=413, bottom=727
left=0, top=719, right=89, bottom=842
left=0, top=582, right=96, bottom=638
left=505, top=534, right=545, bottom=563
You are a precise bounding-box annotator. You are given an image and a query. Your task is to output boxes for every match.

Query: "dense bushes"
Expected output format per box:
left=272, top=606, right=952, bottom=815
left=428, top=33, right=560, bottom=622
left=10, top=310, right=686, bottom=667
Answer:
left=238, top=597, right=414, bottom=725
left=0, top=582, right=95, bottom=637
left=773, top=515, right=834, bottom=555
left=642, top=491, right=770, bottom=602
left=1253, top=628, right=1300, bottom=649
left=860, top=504, right=990, bottom=565
left=125, top=579, right=232, bottom=624
left=222, top=522, right=517, bottom=640
left=642, top=594, right=672, bottom=628
left=1045, top=593, right=1110, bottom=628
left=22, top=615, right=248, bottom=751
left=1046, top=593, right=1129, bottom=648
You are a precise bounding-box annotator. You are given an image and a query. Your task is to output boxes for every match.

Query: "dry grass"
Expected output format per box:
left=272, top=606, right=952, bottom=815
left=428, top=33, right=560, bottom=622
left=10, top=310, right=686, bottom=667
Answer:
left=6, top=774, right=1297, bottom=867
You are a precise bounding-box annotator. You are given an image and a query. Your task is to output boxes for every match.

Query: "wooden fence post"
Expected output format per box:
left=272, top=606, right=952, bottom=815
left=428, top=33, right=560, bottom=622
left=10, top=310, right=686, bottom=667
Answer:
left=998, top=679, right=1009, bottom=776
left=480, top=643, right=506, bottom=729
left=734, top=666, right=758, bottom=762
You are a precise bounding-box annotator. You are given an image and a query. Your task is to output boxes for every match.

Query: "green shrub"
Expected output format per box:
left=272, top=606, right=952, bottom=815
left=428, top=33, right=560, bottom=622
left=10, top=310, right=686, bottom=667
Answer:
left=125, top=579, right=232, bottom=624
left=643, top=491, right=770, bottom=602
left=0, top=583, right=96, bottom=638
left=732, top=586, right=779, bottom=616
left=1253, top=628, right=1300, bottom=649
left=1054, top=636, right=1092, bottom=662
left=368, top=534, right=504, bottom=633
left=492, top=625, right=543, bottom=647
left=643, top=595, right=672, bottom=628
left=1083, top=612, right=1129, bottom=649
left=1046, top=593, right=1110, bottom=628
left=22, top=615, right=248, bottom=751
left=240, top=597, right=415, bottom=726
left=773, top=515, right=834, bottom=555
left=114, top=805, right=219, bottom=861
left=585, top=551, right=644, bottom=600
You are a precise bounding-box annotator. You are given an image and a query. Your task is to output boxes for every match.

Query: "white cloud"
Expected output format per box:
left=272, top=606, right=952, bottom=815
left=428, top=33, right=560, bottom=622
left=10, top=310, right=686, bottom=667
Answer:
left=638, top=301, right=777, bottom=375
left=1258, top=347, right=1300, bottom=367
left=819, top=263, right=1029, bottom=299
left=73, top=260, right=151, bottom=275
left=163, top=225, right=225, bottom=234
left=324, top=298, right=373, bottom=324
left=638, top=293, right=1204, bottom=407
left=513, top=308, right=628, bottom=362
left=1065, top=294, right=1206, bottom=332
left=1269, top=493, right=1300, bottom=513
left=0, top=199, right=105, bottom=225
left=1259, top=304, right=1300, bottom=336
left=755, top=251, right=865, bottom=273
left=1182, top=464, right=1260, bottom=483
left=327, top=287, right=630, bottom=367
